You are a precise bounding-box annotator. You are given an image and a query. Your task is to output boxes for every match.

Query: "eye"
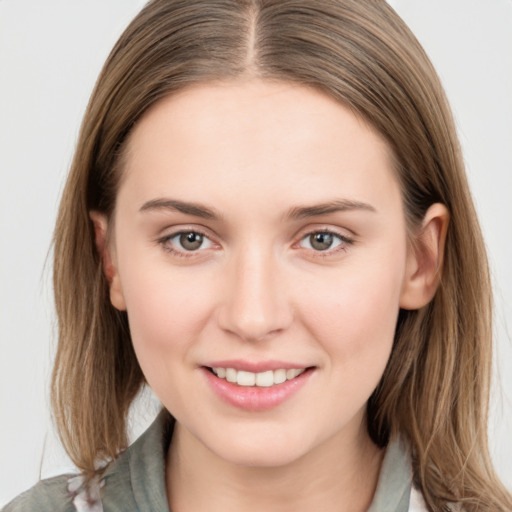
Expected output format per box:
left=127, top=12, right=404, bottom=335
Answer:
left=159, top=230, right=214, bottom=255
left=298, top=231, right=350, bottom=252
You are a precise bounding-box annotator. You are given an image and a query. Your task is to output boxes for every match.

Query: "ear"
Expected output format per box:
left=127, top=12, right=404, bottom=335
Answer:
left=89, top=211, right=126, bottom=311
left=400, top=203, right=450, bottom=310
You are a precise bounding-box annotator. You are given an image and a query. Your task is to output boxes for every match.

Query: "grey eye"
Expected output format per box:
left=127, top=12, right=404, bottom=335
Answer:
left=160, top=230, right=214, bottom=256
left=309, top=232, right=334, bottom=251
left=179, top=232, right=204, bottom=251
left=299, top=231, right=345, bottom=252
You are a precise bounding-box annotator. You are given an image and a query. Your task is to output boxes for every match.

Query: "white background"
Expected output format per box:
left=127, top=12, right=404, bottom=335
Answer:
left=1, top=0, right=511, bottom=506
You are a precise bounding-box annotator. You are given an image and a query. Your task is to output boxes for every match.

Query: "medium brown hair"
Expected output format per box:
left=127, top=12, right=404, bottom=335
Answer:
left=51, top=1, right=512, bottom=510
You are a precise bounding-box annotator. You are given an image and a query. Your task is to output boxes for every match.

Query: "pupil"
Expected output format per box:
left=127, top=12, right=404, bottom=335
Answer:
left=311, top=232, right=333, bottom=251
left=180, top=232, right=203, bottom=250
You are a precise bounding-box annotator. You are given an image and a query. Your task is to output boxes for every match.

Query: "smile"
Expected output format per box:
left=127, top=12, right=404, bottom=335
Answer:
left=203, top=364, right=314, bottom=411
left=210, top=367, right=306, bottom=387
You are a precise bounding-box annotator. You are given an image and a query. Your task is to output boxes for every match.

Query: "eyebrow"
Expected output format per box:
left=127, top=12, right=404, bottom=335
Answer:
left=139, top=197, right=376, bottom=221
left=285, top=199, right=376, bottom=220
left=139, top=198, right=222, bottom=220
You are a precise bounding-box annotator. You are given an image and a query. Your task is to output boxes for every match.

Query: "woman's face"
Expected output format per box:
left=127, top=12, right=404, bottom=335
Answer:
left=105, top=80, right=415, bottom=467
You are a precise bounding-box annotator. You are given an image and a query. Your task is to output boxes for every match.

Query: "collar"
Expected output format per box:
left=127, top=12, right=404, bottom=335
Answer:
left=101, top=409, right=420, bottom=511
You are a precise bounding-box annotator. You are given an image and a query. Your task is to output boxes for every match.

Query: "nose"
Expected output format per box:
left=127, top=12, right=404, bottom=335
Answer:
left=217, top=244, right=293, bottom=342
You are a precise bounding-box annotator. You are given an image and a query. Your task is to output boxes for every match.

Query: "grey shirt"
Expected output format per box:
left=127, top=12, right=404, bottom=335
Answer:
left=3, top=410, right=414, bottom=511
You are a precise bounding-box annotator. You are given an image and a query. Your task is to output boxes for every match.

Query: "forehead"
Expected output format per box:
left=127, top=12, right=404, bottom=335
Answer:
left=118, top=80, right=400, bottom=217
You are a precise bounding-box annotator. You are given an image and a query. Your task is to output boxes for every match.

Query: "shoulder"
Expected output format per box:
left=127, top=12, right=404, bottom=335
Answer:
left=1, top=474, right=75, bottom=512
left=2, top=451, right=136, bottom=512
left=3, top=410, right=173, bottom=512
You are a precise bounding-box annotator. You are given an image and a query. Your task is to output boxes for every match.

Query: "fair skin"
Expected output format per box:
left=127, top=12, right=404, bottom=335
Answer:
left=92, top=80, right=448, bottom=512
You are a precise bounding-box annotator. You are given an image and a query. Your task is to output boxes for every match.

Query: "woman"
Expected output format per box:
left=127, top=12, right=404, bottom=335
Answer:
left=3, top=1, right=512, bottom=511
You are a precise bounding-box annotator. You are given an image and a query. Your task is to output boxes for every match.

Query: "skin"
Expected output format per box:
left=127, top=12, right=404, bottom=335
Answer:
left=92, top=80, right=448, bottom=512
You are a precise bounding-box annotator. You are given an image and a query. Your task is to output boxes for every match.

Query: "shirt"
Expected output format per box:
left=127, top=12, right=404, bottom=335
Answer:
left=2, top=409, right=427, bottom=511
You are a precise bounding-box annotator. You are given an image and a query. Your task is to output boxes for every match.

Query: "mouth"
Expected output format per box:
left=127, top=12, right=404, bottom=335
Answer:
left=202, top=364, right=315, bottom=411
left=207, top=366, right=308, bottom=387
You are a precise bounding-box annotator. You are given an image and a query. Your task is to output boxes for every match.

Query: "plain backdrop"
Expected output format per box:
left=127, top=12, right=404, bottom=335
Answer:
left=1, top=0, right=511, bottom=506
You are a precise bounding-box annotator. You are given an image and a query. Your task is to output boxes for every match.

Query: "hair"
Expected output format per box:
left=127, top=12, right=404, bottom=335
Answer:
left=51, top=1, right=512, bottom=510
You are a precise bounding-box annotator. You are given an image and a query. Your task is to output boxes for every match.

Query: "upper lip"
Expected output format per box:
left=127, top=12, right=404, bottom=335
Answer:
left=202, top=359, right=312, bottom=373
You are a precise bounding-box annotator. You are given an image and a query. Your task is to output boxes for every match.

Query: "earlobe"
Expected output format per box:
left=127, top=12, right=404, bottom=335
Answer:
left=399, top=203, right=450, bottom=311
left=89, top=211, right=127, bottom=311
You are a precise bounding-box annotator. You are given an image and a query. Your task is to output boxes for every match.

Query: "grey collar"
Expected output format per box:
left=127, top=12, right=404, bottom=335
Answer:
left=100, top=410, right=413, bottom=511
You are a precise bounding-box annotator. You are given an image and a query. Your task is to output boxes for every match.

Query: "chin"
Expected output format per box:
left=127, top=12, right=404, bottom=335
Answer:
left=199, top=423, right=318, bottom=469
left=217, top=442, right=308, bottom=469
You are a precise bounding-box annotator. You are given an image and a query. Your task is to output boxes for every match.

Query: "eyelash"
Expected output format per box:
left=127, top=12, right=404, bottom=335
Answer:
left=157, top=229, right=213, bottom=259
left=156, top=229, right=354, bottom=259
left=296, top=230, right=354, bottom=258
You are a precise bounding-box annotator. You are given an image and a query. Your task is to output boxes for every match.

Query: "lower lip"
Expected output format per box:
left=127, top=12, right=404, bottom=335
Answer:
left=202, top=367, right=313, bottom=411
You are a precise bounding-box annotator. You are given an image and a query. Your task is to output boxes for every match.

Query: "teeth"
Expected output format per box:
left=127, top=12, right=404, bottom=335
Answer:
left=237, top=370, right=256, bottom=387
left=286, top=369, right=299, bottom=380
left=226, top=368, right=237, bottom=383
left=273, top=369, right=287, bottom=384
left=212, top=367, right=306, bottom=387
left=255, top=370, right=274, bottom=387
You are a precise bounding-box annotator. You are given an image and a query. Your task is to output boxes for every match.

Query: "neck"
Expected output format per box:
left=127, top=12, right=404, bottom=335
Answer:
left=166, top=417, right=384, bottom=512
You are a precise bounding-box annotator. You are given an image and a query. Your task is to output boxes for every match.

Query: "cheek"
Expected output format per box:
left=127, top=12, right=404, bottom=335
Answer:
left=117, top=260, right=217, bottom=380
left=299, top=247, right=406, bottom=381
